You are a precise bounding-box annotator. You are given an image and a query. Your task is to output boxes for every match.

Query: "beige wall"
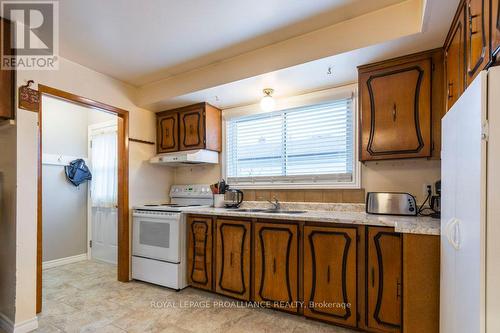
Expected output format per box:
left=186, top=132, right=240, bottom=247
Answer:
left=14, top=57, right=175, bottom=325
left=173, top=159, right=440, bottom=204
left=0, top=123, right=17, bottom=322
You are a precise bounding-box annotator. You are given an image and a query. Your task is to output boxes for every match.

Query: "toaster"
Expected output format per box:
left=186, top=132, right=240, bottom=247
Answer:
left=366, top=192, right=417, bottom=216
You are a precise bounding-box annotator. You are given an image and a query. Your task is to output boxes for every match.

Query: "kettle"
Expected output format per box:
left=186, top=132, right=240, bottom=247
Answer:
left=225, top=189, right=244, bottom=208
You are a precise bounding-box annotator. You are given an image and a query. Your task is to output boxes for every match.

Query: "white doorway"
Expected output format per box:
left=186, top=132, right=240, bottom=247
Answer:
left=88, top=120, right=118, bottom=264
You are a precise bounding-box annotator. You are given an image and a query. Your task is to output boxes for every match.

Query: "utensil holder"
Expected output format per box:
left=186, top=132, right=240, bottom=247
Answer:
left=213, top=194, right=225, bottom=208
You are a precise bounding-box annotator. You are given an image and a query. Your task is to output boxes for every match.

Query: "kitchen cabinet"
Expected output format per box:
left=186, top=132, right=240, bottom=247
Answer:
left=254, top=221, right=299, bottom=312
left=187, top=216, right=213, bottom=290
left=156, top=102, right=222, bottom=153
left=358, top=52, right=433, bottom=161
left=0, top=18, right=14, bottom=120
left=185, top=214, right=439, bottom=333
left=465, top=0, right=490, bottom=85
left=215, top=218, right=251, bottom=301
left=157, top=112, right=179, bottom=153
left=445, top=2, right=466, bottom=111
left=303, top=225, right=358, bottom=327
left=366, top=227, right=402, bottom=333
left=493, top=0, right=500, bottom=61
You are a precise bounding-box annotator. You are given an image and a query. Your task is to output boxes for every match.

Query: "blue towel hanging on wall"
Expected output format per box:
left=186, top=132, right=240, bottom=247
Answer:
left=65, top=159, right=92, bottom=186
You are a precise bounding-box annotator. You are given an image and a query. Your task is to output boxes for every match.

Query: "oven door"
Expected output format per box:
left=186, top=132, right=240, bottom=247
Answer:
left=132, top=210, right=180, bottom=263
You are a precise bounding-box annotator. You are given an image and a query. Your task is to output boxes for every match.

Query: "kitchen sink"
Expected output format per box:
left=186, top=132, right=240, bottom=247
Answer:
left=263, top=210, right=307, bottom=214
left=225, top=208, right=267, bottom=212
left=225, top=208, right=306, bottom=214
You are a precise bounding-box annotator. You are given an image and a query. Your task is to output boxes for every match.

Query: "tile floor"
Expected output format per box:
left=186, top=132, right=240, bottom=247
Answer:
left=36, top=260, right=356, bottom=333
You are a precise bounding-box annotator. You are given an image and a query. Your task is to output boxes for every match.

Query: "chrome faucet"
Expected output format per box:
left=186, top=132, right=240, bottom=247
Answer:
left=266, top=196, right=281, bottom=210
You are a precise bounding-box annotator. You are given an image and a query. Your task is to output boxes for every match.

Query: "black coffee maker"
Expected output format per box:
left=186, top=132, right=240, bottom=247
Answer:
left=430, top=180, right=441, bottom=218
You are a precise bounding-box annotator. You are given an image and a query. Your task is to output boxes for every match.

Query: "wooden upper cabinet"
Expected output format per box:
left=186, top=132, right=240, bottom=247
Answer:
left=0, top=18, right=14, bottom=120
left=465, top=0, right=490, bottom=85
left=180, top=106, right=205, bottom=150
left=359, top=55, right=432, bottom=161
left=492, top=0, right=500, bottom=61
left=304, top=226, right=358, bottom=328
left=157, top=112, right=179, bottom=153
left=366, top=227, right=402, bottom=333
left=445, top=2, right=466, bottom=111
left=187, top=216, right=213, bottom=291
left=215, top=218, right=251, bottom=301
left=156, top=102, right=222, bottom=153
left=254, top=222, right=299, bottom=313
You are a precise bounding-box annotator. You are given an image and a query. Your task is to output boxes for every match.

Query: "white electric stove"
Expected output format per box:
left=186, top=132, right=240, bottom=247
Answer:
left=131, top=184, right=212, bottom=290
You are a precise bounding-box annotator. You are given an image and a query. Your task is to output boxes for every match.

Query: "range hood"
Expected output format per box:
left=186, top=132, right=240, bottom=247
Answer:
left=150, top=149, right=219, bottom=166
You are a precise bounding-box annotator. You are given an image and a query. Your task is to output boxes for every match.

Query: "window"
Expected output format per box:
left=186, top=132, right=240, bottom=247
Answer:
left=225, top=95, right=358, bottom=188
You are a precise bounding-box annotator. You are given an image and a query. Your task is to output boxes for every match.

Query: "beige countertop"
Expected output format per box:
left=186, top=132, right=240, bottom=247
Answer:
left=182, top=202, right=440, bottom=236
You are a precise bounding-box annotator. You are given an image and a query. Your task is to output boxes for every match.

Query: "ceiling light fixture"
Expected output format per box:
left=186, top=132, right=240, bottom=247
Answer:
left=260, top=88, right=275, bottom=112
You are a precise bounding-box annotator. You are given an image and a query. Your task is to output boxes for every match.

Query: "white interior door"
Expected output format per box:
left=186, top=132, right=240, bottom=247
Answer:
left=91, top=207, right=118, bottom=264
left=88, top=121, right=118, bottom=265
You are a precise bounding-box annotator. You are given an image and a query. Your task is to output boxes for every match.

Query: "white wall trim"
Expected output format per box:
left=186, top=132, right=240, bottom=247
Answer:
left=42, top=253, right=88, bottom=270
left=0, top=312, right=38, bottom=333
left=41, top=153, right=89, bottom=166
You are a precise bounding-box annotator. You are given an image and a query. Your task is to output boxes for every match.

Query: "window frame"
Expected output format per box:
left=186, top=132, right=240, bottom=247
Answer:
left=221, top=84, right=361, bottom=189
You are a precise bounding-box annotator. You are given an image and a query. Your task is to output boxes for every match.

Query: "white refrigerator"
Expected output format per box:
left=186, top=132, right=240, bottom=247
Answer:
left=441, top=66, right=500, bottom=333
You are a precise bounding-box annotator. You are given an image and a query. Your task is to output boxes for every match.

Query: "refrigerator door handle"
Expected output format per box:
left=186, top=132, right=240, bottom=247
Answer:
left=446, top=218, right=461, bottom=250
left=448, top=218, right=461, bottom=250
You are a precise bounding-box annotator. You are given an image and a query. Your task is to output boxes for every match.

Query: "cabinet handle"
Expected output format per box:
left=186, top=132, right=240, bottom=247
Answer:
left=230, top=252, right=233, bottom=267
left=447, top=82, right=454, bottom=99
left=371, top=267, right=375, bottom=288
left=273, top=258, right=276, bottom=274
left=327, top=266, right=330, bottom=283
left=392, top=103, right=397, bottom=122
left=396, top=279, right=401, bottom=299
left=468, top=3, right=479, bottom=36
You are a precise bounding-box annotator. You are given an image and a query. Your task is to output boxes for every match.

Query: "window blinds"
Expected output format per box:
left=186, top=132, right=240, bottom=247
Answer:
left=226, top=98, right=354, bottom=185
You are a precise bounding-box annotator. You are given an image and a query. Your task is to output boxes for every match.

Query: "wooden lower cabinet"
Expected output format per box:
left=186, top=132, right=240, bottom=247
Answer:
left=366, top=227, right=402, bottom=333
left=187, top=216, right=213, bottom=290
left=303, top=225, right=358, bottom=328
left=254, top=222, right=299, bottom=312
left=185, top=215, right=439, bottom=333
left=215, top=218, right=251, bottom=300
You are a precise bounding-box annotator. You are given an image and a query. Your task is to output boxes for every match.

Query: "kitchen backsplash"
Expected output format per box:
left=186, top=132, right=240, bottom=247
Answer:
left=233, top=189, right=366, bottom=203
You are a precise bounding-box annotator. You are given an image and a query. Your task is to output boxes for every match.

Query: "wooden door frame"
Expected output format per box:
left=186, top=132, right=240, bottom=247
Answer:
left=36, top=85, right=130, bottom=313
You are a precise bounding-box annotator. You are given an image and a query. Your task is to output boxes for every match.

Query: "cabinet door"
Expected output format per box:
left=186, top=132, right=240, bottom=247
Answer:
left=492, top=0, right=500, bottom=60
left=0, top=18, right=14, bottom=120
left=180, top=108, right=205, bottom=150
left=187, top=216, right=213, bottom=290
left=466, top=0, right=490, bottom=85
left=304, top=226, right=357, bottom=327
left=359, top=59, right=431, bottom=161
left=157, top=112, right=179, bottom=153
left=254, top=222, right=299, bottom=312
left=215, top=219, right=251, bottom=300
left=445, top=3, right=466, bottom=111
left=366, top=227, right=402, bottom=333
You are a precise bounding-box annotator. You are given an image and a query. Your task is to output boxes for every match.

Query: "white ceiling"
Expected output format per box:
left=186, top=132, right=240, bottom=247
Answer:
left=149, top=0, right=459, bottom=111
left=59, top=0, right=406, bottom=86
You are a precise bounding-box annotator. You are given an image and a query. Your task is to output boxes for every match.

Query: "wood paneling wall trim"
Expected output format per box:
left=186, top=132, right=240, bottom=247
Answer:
left=36, top=85, right=130, bottom=313
left=240, top=189, right=366, bottom=203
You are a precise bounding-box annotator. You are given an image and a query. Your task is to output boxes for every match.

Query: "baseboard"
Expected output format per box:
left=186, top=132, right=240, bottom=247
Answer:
left=0, top=313, right=38, bottom=333
left=42, top=253, right=88, bottom=270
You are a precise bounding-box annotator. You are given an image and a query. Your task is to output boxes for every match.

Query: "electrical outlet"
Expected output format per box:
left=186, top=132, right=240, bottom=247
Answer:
left=423, top=184, right=433, bottom=198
